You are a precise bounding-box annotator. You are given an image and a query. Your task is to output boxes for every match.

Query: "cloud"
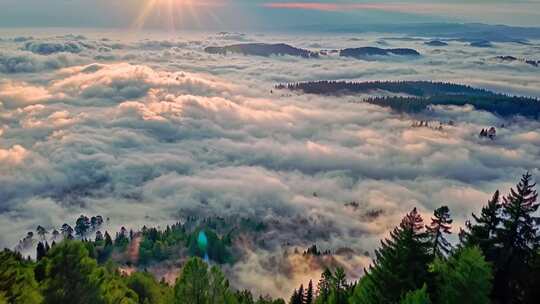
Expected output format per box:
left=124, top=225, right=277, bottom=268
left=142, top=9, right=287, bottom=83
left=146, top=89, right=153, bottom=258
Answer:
left=0, top=51, right=82, bottom=74
left=23, top=41, right=85, bottom=55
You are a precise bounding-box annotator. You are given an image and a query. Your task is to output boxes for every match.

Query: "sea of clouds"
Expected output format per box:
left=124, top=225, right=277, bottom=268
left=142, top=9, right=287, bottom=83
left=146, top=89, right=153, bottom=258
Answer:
left=1, top=28, right=539, bottom=297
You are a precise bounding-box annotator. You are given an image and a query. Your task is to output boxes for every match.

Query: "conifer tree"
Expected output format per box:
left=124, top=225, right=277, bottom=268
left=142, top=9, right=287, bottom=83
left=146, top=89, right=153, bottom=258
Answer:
left=426, top=206, right=453, bottom=257
left=290, top=289, right=300, bottom=304
left=400, top=284, right=431, bottom=304
left=36, top=226, right=48, bottom=240
left=460, top=190, right=501, bottom=261
left=350, top=208, right=431, bottom=304
left=298, top=284, right=305, bottom=304
left=104, top=231, right=113, bottom=247
left=430, top=247, right=492, bottom=304
left=315, top=268, right=332, bottom=304
left=305, top=280, right=314, bottom=304
left=174, top=257, right=209, bottom=304
left=36, top=242, right=46, bottom=261
left=493, top=172, right=539, bottom=303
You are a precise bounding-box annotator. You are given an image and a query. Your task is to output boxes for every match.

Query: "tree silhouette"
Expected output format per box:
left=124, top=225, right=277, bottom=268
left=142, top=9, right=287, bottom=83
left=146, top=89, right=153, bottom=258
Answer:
left=426, top=206, right=453, bottom=257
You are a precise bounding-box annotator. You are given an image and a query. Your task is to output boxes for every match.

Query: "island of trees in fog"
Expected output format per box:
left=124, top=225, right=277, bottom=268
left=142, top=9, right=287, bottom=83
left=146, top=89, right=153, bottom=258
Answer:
left=1, top=173, right=539, bottom=304
left=278, top=80, right=540, bottom=118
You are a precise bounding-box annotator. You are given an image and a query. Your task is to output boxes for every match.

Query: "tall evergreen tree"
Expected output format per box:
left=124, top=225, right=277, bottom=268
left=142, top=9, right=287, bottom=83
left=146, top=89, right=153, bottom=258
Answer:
left=60, top=223, right=73, bottom=239
left=460, top=190, right=501, bottom=261
left=430, top=247, right=492, bottom=304
left=493, top=172, right=539, bottom=303
left=104, top=231, right=113, bottom=247
left=426, top=206, right=453, bottom=257
left=174, top=257, right=209, bottom=304
left=208, top=265, right=234, bottom=304
left=290, top=289, right=300, bottom=304
left=328, top=268, right=347, bottom=304
left=315, top=268, right=332, bottom=304
left=36, top=242, right=46, bottom=261
left=350, top=208, right=432, bottom=304
left=305, top=280, right=314, bottom=304
left=36, top=226, right=48, bottom=240
left=400, top=284, right=431, bottom=304
left=75, top=215, right=91, bottom=237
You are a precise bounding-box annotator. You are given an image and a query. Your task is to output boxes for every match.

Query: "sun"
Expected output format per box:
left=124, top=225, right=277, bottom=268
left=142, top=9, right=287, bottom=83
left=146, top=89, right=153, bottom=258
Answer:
left=132, top=0, right=211, bottom=31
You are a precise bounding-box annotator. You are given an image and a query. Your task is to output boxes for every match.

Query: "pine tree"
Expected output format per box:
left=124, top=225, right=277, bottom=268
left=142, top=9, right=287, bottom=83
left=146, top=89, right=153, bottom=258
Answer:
left=36, top=226, right=48, bottom=240
left=426, top=206, right=453, bottom=257
left=328, top=268, right=348, bottom=304
left=460, top=190, right=501, bottom=261
left=75, top=215, right=91, bottom=237
left=104, top=231, right=113, bottom=247
left=315, top=268, right=332, bottom=304
left=36, top=242, right=46, bottom=261
left=290, top=289, right=299, bottom=304
left=306, top=280, right=314, bottom=304
left=350, top=208, right=432, bottom=304
left=174, top=257, right=209, bottom=304
left=60, top=224, right=73, bottom=239
left=430, top=247, right=492, bottom=304
left=400, top=284, right=431, bottom=304
left=297, top=284, right=305, bottom=304
left=493, top=172, right=539, bottom=303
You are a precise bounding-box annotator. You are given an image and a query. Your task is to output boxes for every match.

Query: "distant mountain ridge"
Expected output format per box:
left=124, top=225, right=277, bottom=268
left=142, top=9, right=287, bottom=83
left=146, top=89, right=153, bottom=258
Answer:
left=496, top=56, right=539, bottom=67
left=205, top=43, right=421, bottom=59
left=204, top=43, right=319, bottom=58
left=340, top=47, right=420, bottom=58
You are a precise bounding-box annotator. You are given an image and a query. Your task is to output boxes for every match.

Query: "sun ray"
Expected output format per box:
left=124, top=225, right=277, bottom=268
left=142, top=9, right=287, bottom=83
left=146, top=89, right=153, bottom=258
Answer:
left=132, top=0, right=160, bottom=30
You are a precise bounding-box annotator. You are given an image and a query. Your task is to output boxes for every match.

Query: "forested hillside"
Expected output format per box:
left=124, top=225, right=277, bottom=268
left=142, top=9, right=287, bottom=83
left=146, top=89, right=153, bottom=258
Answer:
left=1, top=173, right=539, bottom=304
left=278, top=81, right=540, bottom=118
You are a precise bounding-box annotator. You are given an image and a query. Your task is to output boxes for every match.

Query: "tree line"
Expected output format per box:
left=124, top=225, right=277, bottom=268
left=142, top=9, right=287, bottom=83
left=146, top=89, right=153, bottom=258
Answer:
left=276, top=80, right=540, bottom=118
left=1, top=172, right=538, bottom=303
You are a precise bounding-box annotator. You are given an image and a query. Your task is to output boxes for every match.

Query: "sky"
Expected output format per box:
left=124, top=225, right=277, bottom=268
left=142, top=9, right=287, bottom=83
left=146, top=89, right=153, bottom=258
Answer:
left=1, top=0, right=540, bottom=29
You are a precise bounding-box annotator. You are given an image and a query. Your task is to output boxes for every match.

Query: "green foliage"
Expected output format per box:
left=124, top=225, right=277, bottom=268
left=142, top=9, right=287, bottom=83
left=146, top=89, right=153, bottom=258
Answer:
left=41, top=241, right=103, bottom=303
left=0, top=249, right=43, bottom=304
left=99, top=270, right=139, bottom=304
left=315, top=268, right=332, bottom=304
left=41, top=240, right=138, bottom=304
left=114, top=229, right=130, bottom=251
left=430, top=247, right=492, bottom=304
left=187, top=229, right=231, bottom=264
left=5, top=173, right=538, bottom=304
left=351, top=208, right=432, bottom=304
left=493, top=172, right=539, bottom=303
left=173, top=257, right=239, bottom=304
left=139, top=223, right=186, bottom=265
left=400, top=284, right=431, bottom=304
left=125, top=272, right=164, bottom=304
left=0, top=293, right=7, bottom=304
left=460, top=190, right=501, bottom=261
left=174, top=257, right=209, bottom=304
